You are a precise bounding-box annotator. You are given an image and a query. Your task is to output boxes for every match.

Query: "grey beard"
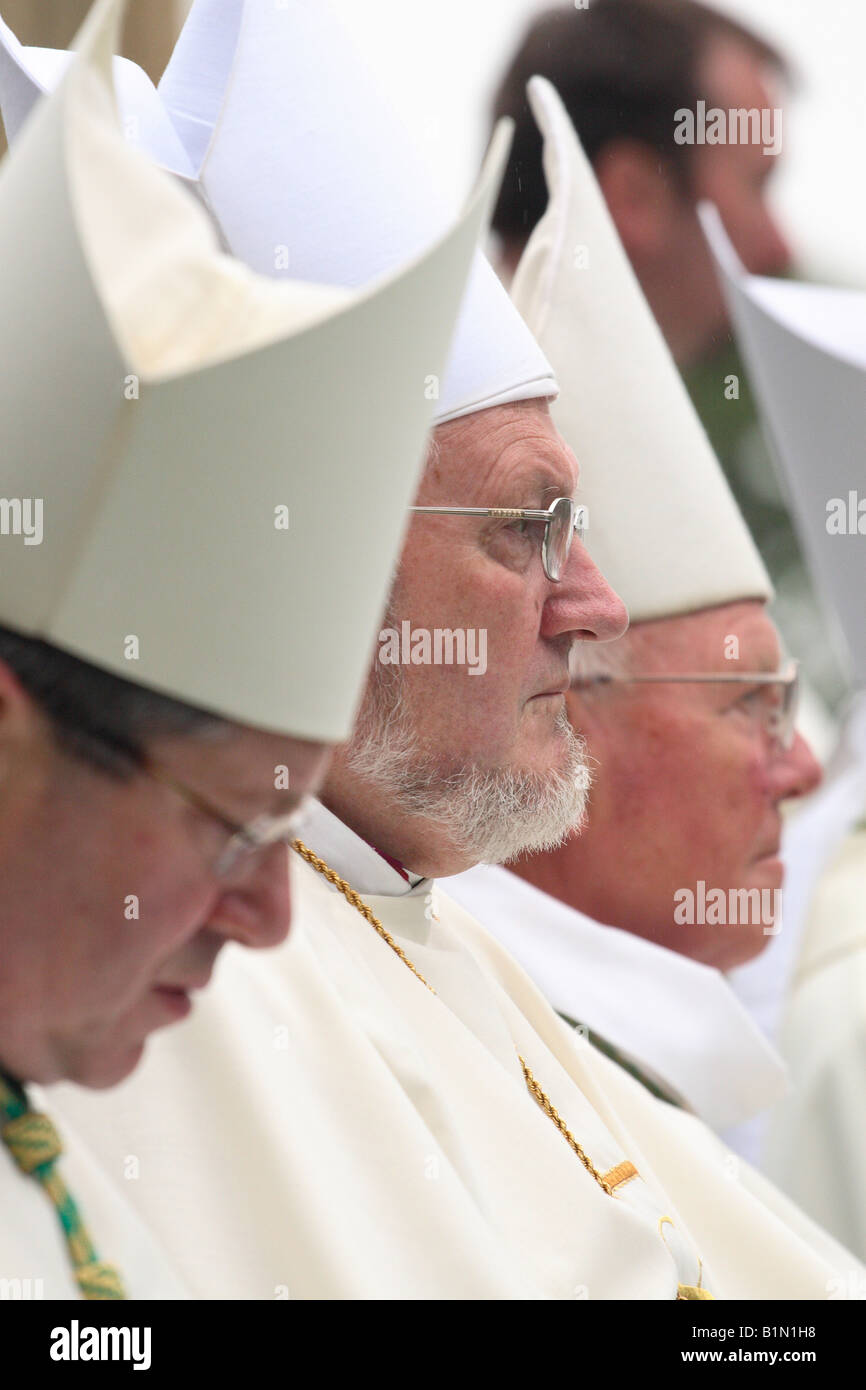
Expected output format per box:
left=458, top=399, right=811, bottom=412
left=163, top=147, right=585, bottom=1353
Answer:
left=345, top=657, right=592, bottom=866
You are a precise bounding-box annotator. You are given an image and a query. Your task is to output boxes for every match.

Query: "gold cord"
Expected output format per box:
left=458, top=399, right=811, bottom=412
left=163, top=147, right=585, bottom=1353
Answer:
left=292, top=839, right=434, bottom=989
left=293, top=838, right=713, bottom=1297
left=519, top=1057, right=616, bottom=1194
left=293, top=838, right=617, bottom=1197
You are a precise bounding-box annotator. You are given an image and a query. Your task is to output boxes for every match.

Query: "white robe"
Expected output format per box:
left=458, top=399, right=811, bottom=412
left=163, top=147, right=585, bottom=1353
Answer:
left=442, top=863, right=787, bottom=1133
left=0, top=1089, right=189, bottom=1299
left=48, top=802, right=861, bottom=1299
left=764, top=828, right=866, bottom=1266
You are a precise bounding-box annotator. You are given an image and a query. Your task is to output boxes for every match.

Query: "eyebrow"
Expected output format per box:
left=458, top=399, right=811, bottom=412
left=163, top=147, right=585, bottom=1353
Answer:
left=503, top=466, right=575, bottom=508
left=730, top=654, right=782, bottom=677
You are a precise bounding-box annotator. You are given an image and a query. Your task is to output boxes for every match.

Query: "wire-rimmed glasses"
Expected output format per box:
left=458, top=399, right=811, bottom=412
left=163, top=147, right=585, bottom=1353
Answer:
left=409, top=497, right=588, bottom=581
left=572, top=659, right=800, bottom=751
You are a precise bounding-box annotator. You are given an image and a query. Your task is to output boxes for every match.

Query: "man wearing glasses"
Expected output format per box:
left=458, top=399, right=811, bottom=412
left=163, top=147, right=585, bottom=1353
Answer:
left=449, top=78, right=821, bottom=1142
left=52, top=42, right=863, bottom=1300
left=0, top=0, right=487, bottom=1297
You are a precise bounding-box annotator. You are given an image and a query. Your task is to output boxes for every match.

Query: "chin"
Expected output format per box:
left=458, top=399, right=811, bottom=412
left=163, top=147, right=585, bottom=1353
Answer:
left=721, top=926, right=772, bottom=971
left=68, top=1041, right=147, bottom=1092
left=747, top=858, right=785, bottom=893
left=520, top=708, right=574, bottom=762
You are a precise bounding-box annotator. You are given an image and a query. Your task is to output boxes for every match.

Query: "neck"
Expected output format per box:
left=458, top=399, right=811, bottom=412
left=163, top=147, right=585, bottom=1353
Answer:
left=319, top=760, right=477, bottom=879
left=631, top=267, right=705, bottom=369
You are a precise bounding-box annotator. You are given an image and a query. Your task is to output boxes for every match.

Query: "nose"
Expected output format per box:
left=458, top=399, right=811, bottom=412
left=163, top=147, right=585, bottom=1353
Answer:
left=541, top=539, right=629, bottom=644
left=771, top=731, right=822, bottom=803
left=214, top=842, right=293, bottom=951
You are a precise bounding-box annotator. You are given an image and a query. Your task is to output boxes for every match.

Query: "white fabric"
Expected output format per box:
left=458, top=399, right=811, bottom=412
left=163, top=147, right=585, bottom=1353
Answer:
left=296, top=800, right=425, bottom=897
left=48, top=800, right=862, bottom=1299
left=0, top=0, right=501, bottom=741
left=0, top=1098, right=189, bottom=1299
left=0, top=18, right=195, bottom=171
left=701, top=204, right=866, bottom=686
left=0, top=0, right=557, bottom=426
left=763, top=829, right=866, bottom=1265
left=510, top=79, right=770, bottom=621
left=443, top=863, right=788, bottom=1133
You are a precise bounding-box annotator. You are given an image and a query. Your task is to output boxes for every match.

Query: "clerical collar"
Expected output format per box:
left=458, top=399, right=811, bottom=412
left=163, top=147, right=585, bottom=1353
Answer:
left=295, top=799, right=427, bottom=897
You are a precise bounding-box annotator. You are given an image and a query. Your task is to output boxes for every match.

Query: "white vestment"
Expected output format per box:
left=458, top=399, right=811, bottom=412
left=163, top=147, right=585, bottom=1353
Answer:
left=49, top=803, right=861, bottom=1299
left=763, top=828, right=866, bottom=1265
left=443, top=864, right=787, bottom=1133
left=0, top=1091, right=188, bottom=1299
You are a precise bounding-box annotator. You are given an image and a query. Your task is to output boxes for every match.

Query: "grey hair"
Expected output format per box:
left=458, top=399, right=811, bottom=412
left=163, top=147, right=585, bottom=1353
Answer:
left=0, top=625, right=228, bottom=779
left=425, top=432, right=443, bottom=469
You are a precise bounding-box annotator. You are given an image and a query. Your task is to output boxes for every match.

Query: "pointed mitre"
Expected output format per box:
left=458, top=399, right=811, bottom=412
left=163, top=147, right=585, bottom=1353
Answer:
left=510, top=78, right=771, bottom=623
left=0, top=0, right=556, bottom=425
left=0, top=0, right=509, bottom=740
left=700, top=204, right=866, bottom=687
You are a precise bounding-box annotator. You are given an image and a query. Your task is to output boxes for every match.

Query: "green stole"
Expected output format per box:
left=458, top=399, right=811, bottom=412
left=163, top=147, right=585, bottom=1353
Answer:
left=0, top=1070, right=125, bottom=1299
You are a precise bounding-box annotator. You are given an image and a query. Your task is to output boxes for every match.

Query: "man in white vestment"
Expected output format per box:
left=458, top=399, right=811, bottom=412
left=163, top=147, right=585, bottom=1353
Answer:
left=701, top=207, right=866, bottom=1262
left=50, top=4, right=864, bottom=1300
left=0, top=0, right=489, bottom=1298
left=764, top=824, right=866, bottom=1268
left=446, top=72, right=822, bottom=1141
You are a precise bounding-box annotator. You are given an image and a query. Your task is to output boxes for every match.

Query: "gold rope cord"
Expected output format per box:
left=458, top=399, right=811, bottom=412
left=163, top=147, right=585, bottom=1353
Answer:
left=292, top=839, right=714, bottom=1300
left=294, top=839, right=616, bottom=1196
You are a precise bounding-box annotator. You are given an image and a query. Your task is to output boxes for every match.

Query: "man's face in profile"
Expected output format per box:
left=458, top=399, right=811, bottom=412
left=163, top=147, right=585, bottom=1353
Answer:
left=684, top=35, right=792, bottom=355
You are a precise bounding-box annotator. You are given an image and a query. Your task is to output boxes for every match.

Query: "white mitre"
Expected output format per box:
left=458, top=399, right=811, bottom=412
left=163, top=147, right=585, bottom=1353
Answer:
left=511, top=78, right=771, bottom=620
left=0, top=0, right=556, bottom=426
left=0, top=0, right=507, bottom=742
left=444, top=78, right=783, bottom=1137
left=700, top=205, right=866, bottom=687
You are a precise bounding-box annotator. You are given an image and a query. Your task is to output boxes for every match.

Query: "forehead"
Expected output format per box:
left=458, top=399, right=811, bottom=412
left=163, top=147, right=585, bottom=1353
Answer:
left=426, top=401, right=577, bottom=506
left=150, top=726, right=330, bottom=816
left=638, top=601, right=781, bottom=672
left=701, top=35, right=782, bottom=110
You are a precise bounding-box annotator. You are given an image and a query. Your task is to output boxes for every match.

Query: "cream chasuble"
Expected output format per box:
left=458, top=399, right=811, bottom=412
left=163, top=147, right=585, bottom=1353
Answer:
left=764, top=828, right=866, bottom=1265
left=443, top=863, right=787, bottom=1132
left=0, top=1089, right=189, bottom=1299
left=49, top=802, right=860, bottom=1299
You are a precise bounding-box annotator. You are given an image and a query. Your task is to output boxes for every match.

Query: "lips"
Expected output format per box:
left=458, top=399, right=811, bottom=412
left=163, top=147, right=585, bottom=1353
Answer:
left=155, top=975, right=212, bottom=995
left=531, top=678, right=570, bottom=700
left=754, top=837, right=782, bottom=861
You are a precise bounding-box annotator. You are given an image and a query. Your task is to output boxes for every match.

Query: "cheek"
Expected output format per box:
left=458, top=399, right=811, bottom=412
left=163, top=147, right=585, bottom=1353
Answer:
left=78, top=844, right=218, bottom=993
left=673, top=735, right=771, bottom=867
left=400, top=577, right=540, bottom=711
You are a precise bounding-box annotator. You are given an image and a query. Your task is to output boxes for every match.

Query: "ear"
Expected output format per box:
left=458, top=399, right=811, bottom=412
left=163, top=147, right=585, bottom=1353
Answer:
left=593, top=139, right=684, bottom=263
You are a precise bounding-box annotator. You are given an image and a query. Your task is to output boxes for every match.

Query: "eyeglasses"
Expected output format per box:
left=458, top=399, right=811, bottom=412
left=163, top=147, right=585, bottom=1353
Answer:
left=572, top=659, right=800, bottom=752
left=409, top=497, right=588, bottom=582
left=142, top=760, right=306, bottom=879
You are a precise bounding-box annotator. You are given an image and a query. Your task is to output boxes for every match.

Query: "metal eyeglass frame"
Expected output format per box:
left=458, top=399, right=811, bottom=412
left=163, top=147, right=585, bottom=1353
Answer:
left=409, top=497, right=588, bottom=582
left=572, top=659, right=800, bottom=751
left=142, top=760, right=306, bottom=878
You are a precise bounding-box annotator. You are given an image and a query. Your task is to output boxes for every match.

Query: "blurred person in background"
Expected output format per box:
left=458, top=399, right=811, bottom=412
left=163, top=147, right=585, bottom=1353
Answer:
left=490, top=0, right=847, bottom=714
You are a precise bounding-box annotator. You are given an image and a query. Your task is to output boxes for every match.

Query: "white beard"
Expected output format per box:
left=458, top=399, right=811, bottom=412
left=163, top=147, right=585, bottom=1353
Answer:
left=345, top=655, right=592, bottom=866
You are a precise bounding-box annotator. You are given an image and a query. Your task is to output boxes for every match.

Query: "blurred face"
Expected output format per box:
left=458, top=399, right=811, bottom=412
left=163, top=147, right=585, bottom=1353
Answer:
left=516, top=602, right=821, bottom=970
left=325, top=400, right=628, bottom=873
left=0, top=682, right=329, bottom=1088
left=594, top=37, right=792, bottom=366
left=685, top=36, right=792, bottom=348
